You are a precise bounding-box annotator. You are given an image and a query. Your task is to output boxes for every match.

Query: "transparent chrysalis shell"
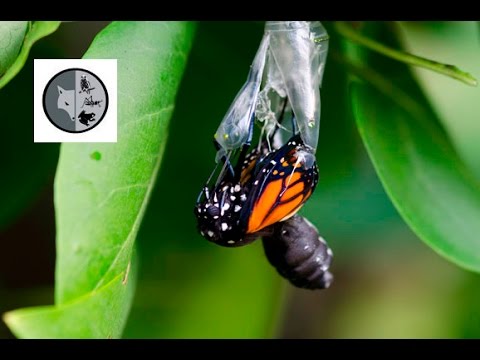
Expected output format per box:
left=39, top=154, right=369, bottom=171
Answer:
left=214, top=33, right=270, bottom=151
left=264, top=21, right=329, bottom=151
left=214, top=21, right=329, bottom=156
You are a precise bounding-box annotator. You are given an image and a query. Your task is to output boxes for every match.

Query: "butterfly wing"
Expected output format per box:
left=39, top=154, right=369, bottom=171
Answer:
left=240, top=134, right=318, bottom=234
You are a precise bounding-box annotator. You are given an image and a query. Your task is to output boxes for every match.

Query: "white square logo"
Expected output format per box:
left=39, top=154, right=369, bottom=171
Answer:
left=34, top=59, right=117, bottom=143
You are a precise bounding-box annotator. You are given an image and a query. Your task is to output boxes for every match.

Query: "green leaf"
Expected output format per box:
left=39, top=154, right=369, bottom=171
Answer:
left=55, top=21, right=195, bottom=304
left=397, top=21, right=480, bottom=178
left=4, top=269, right=135, bottom=339
left=4, top=21, right=196, bottom=338
left=0, top=22, right=28, bottom=76
left=0, top=21, right=60, bottom=90
left=349, top=24, right=480, bottom=272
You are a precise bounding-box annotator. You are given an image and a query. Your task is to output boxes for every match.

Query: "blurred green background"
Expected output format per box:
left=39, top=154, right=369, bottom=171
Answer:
left=1, top=21, right=479, bottom=338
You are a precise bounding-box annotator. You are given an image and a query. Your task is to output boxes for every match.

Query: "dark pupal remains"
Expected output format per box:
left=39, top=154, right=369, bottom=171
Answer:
left=262, top=215, right=333, bottom=290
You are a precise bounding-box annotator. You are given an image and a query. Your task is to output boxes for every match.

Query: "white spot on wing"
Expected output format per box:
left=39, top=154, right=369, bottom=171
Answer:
left=221, top=223, right=228, bottom=231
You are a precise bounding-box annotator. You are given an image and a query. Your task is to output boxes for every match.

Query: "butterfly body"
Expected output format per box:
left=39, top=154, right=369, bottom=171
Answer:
left=262, top=215, right=333, bottom=289
left=195, top=134, right=318, bottom=247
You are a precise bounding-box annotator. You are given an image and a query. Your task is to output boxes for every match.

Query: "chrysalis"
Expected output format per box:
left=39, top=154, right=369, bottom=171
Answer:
left=214, top=21, right=329, bottom=157
left=262, top=215, right=333, bottom=290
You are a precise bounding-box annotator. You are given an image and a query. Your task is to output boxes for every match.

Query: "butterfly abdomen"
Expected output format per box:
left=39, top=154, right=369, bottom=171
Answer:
left=262, top=215, right=333, bottom=290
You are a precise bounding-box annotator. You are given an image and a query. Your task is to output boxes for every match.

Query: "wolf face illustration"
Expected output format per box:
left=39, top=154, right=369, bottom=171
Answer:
left=57, top=86, right=75, bottom=121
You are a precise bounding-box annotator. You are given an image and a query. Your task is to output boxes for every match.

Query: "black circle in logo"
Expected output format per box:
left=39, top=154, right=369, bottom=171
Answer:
left=42, top=68, right=109, bottom=133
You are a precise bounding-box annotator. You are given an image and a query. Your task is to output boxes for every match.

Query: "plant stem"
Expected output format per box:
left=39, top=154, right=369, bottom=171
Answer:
left=334, top=21, right=478, bottom=87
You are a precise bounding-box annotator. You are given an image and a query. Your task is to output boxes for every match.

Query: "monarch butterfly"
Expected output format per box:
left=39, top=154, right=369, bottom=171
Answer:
left=196, top=21, right=329, bottom=248
left=195, top=130, right=318, bottom=247
left=194, top=21, right=333, bottom=290
left=262, top=214, right=333, bottom=290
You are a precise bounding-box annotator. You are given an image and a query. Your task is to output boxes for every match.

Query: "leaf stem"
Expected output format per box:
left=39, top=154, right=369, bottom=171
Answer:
left=334, top=21, right=478, bottom=87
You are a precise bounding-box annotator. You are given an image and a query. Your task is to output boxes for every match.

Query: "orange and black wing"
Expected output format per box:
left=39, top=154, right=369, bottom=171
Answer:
left=239, top=147, right=260, bottom=185
left=240, top=134, right=318, bottom=235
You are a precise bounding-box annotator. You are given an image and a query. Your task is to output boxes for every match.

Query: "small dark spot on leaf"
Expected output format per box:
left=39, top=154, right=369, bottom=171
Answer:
left=90, top=151, right=102, bottom=161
